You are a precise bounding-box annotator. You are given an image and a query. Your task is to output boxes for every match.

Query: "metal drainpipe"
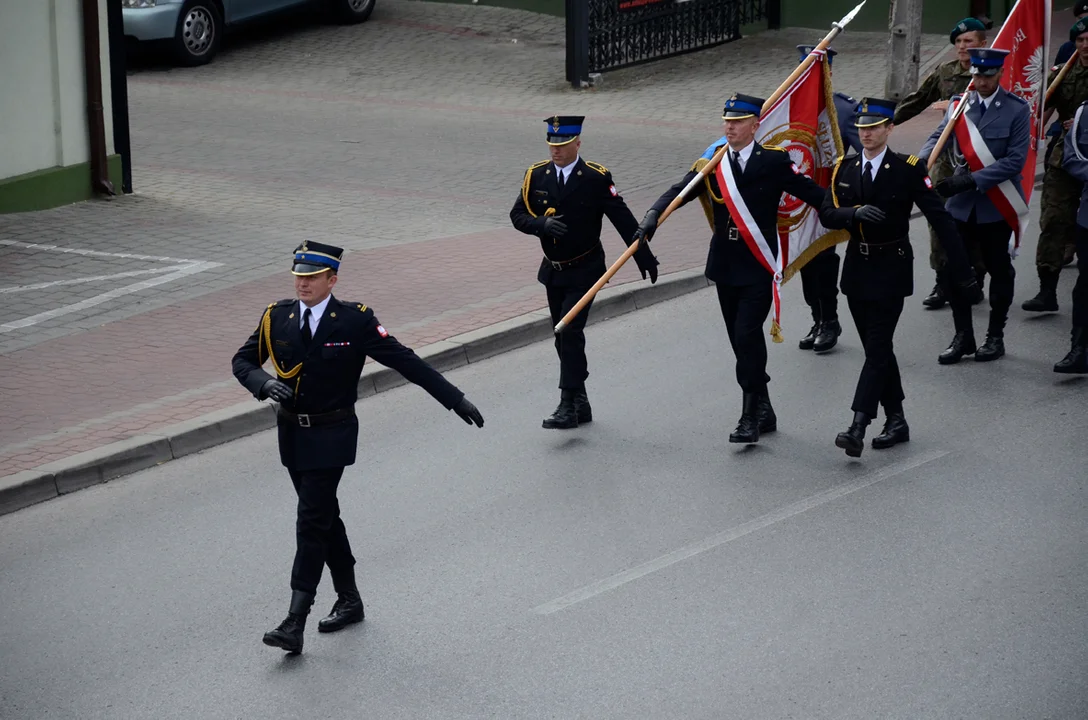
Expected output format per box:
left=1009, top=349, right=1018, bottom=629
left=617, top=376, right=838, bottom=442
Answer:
left=82, top=0, right=116, bottom=196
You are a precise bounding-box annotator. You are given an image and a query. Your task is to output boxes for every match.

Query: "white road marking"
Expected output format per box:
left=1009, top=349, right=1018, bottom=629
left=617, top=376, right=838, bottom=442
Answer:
left=0, top=239, right=204, bottom=264
left=0, top=261, right=222, bottom=333
left=531, top=449, right=951, bottom=616
left=0, top=266, right=192, bottom=293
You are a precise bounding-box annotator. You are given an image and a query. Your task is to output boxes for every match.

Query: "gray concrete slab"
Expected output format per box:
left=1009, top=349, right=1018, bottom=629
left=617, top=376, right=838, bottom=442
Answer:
left=0, top=470, right=57, bottom=515
left=40, top=435, right=174, bottom=495
left=1, top=202, right=1085, bottom=718
left=159, top=402, right=277, bottom=460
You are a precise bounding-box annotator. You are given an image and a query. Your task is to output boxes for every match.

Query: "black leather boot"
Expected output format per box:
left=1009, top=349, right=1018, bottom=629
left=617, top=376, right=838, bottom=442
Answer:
left=318, top=582, right=365, bottom=634
left=938, top=331, right=977, bottom=365
left=1054, top=327, right=1088, bottom=374
left=729, top=393, right=760, bottom=444
left=813, top=319, right=841, bottom=353
left=871, top=411, right=910, bottom=449
left=922, top=277, right=946, bottom=309
left=974, top=335, right=1005, bottom=362
left=263, top=590, right=314, bottom=654
left=542, top=390, right=579, bottom=429
left=573, top=387, right=593, bottom=424
left=835, top=411, right=870, bottom=458
left=798, top=321, right=819, bottom=350
left=756, top=389, right=777, bottom=434
left=1022, top=268, right=1060, bottom=312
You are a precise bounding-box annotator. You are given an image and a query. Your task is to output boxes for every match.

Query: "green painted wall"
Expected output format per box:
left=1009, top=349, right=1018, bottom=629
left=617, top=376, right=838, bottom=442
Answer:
left=0, top=155, right=123, bottom=214
left=780, top=0, right=1018, bottom=35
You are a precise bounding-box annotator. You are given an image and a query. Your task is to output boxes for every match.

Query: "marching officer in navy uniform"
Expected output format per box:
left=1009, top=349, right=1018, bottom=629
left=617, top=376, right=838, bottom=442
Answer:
left=819, top=98, right=979, bottom=457
left=510, top=116, right=659, bottom=429
left=632, top=93, right=826, bottom=444
left=232, top=241, right=485, bottom=654
left=1054, top=98, right=1088, bottom=373
left=794, top=44, right=863, bottom=354
left=921, top=48, right=1031, bottom=365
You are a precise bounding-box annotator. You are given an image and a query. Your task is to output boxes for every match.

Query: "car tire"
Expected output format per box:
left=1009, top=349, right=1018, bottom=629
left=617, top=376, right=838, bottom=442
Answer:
left=329, top=0, right=375, bottom=25
left=171, top=0, right=222, bottom=66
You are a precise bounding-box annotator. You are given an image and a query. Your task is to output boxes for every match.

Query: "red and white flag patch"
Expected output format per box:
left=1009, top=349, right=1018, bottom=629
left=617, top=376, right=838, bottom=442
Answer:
left=791, top=163, right=802, bottom=175
left=923, top=176, right=933, bottom=189
left=609, top=184, right=618, bottom=197
left=376, top=324, right=388, bottom=338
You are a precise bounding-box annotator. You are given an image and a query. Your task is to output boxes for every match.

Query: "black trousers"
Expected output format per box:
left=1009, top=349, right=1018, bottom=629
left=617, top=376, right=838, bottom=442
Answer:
left=950, top=218, right=1015, bottom=337
left=1073, top=226, right=1088, bottom=328
left=716, top=282, right=772, bottom=395
left=288, top=467, right=356, bottom=596
left=547, top=284, right=595, bottom=390
left=847, top=294, right=905, bottom=418
left=799, top=247, right=841, bottom=323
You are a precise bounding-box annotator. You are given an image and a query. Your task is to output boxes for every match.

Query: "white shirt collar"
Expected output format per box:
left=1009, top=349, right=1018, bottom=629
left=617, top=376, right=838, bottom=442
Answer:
left=728, top=141, right=755, bottom=166
left=554, top=156, right=580, bottom=181
left=861, top=145, right=888, bottom=178
left=299, top=294, right=332, bottom=328
left=978, top=90, right=997, bottom=109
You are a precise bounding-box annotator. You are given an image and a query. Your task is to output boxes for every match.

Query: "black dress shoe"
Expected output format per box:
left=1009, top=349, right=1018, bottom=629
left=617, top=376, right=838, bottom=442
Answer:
left=573, top=388, right=593, bottom=424
left=871, top=412, right=910, bottom=449
left=922, top=283, right=946, bottom=309
left=729, top=393, right=760, bottom=444
left=543, top=390, right=579, bottom=429
left=263, top=591, right=313, bottom=654
left=835, top=412, right=869, bottom=457
left=798, top=322, right=819, bottom=350
left=974, top=335, right=1005, bottom=362
left=938, top=331, right=977, bottom=365
left=813, top=319, right=841, bottom=353
left=1054, top=328, right=1088, bottom=373
left=318, top=591, right=365, bottom=633
left=756, top=391, right=777, bottom=434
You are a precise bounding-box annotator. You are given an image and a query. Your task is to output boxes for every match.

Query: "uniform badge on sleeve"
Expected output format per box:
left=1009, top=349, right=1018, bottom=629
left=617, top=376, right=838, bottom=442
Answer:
left=791, top=163, right=802, bottom=175
left=376, top=325, right=389, bottom=338
left=609, top=184, right=618, bottom=197
left=923, top=176, right=933, bottom=189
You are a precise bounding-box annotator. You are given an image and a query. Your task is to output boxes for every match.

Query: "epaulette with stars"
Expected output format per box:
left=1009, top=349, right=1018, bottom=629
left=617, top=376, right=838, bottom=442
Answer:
left=584, top=160, right=609, bottom=175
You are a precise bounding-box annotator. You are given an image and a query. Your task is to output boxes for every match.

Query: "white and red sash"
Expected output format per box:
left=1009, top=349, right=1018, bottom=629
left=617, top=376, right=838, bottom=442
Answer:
left=950, top=96, right=1030, bottom=253
left=714, top=156, right=785, bottom=339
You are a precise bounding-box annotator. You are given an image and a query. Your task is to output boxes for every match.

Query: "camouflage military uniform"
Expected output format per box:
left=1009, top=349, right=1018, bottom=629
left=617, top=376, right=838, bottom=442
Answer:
left=893, top=60, right=978, bottom=275
left=1038, top=62, right=1088, bottom=274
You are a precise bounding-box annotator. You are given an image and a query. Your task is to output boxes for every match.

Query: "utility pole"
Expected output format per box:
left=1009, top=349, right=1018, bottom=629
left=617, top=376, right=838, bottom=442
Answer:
left=885, top=0, right=923, bottom=101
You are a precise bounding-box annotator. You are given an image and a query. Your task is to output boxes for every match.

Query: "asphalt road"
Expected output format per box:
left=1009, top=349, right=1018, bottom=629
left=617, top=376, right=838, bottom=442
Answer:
left=1, top=211, right=1086, bottom=719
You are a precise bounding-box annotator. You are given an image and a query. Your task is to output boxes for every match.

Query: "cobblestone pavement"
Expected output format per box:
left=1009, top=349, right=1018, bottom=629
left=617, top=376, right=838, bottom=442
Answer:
left=0, top=0, right=1018, bottom=477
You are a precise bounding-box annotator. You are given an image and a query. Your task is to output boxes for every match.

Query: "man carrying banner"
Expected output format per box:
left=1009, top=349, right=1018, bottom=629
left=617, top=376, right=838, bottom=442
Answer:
left=819, top=98, right=978, bottom=458
left=922, top=48, right=1031, bottom=365
left=793, top=44, right=859, bottom=354
left=631, top=93, right=826, bottom=445
left=894, top=18, right=988, bottom=311
left=1053, top=97, right=1088, bottom=373
left=1026, top=17, right=1088, bottom=312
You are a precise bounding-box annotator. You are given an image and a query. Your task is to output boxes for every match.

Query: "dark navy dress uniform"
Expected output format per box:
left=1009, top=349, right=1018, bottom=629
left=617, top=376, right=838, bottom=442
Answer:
left=1055, top=99, right=1088, bottom=373
left=921, top=48, right=1031, bottom=364
left=510, top=116, right=658, bottom=428
left=638, top=93, right=826, bottom=444
left=819, top=98, right=975, bottom=457
left=232, top=241, right=483, bottom=653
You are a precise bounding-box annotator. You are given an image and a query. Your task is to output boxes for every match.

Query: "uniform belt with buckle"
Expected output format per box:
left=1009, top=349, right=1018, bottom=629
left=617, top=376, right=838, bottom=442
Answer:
left=546, top=243, right=602, bottom=271
left=857, top=237, right=908, bottom=256
left=278, top=406, right=355, bottom=427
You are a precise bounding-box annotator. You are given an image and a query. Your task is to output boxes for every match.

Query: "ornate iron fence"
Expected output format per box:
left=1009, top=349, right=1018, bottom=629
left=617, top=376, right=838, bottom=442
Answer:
left=566, top=0, right=776, bottom=87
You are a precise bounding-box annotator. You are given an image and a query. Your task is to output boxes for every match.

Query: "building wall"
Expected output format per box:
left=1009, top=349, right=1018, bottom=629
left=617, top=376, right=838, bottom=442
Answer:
left=0, top=0, right=115, bottom=198
left=780, top=0, right=1018, bottom=36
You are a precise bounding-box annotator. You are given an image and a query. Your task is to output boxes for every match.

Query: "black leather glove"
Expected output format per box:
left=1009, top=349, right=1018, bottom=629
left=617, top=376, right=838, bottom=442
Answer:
left=542, top=216, right=568, bottom=239
left=854, top=205, right=887, bottom=224
left=632, top=208, right=660, bottom=246
left=956, top=277, right=984, bottom=305
left=453, top=397, right=484, bottom=428
left=261, top=379, right=294, bottom=403
left=936, top=174, right=976, bottom=198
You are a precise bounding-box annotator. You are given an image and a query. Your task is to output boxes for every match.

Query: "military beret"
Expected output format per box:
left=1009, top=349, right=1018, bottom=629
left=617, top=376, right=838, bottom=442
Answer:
left=1076, top=1, right=1088, bottom=16
left=950, top=17, right=986, bottom=44
left=1073, top=17, right=1088, bottom=42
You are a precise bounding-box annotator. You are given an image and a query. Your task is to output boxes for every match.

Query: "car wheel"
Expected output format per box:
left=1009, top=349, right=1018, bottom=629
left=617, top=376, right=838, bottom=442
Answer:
left=171, top=0, right=222, bottom=66
left=330, top=0, right=375, bottom=24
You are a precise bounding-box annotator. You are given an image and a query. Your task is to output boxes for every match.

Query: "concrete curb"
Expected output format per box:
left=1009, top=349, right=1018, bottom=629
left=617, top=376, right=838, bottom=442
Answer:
left=0, top=269, right=713, bottom=517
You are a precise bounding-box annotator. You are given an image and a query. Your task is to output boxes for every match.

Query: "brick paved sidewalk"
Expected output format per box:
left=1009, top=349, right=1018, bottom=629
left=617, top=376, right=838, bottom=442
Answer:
left=0, top=0, right=1047, bottom=483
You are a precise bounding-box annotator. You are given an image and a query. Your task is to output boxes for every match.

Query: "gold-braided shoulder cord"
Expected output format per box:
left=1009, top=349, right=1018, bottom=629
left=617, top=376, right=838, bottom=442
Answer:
left=830, top=158, right=843, bottom=208
left=520, top=162, right=555, bottom=219
left=258, top=307, right=303, bottom=381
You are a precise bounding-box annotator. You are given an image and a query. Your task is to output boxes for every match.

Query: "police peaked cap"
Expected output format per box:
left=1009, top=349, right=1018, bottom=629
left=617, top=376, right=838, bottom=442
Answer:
left=545, top=115, right=584, bottom=146
left=950, top=17, right=986, bottom=44
left=722, top=93, right=765, bottom=120
left=968, top=47, right=1009, bottom=76
left=292, top=241, right=344, bottom=276
left=854, top=97, right=897, bottom=128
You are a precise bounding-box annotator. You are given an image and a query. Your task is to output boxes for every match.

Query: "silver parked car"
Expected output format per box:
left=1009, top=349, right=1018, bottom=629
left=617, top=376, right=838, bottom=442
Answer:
left=122, top=0, right=375, bottom=67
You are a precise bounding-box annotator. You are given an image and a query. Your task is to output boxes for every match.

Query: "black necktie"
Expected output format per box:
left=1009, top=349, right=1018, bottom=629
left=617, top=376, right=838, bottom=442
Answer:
left=862, top=161, right=874, bottom=200
left=731, top=150, right=743, bottom=177
left=301, top=307, right=312, bottom=345
left=557, top=169, right=564, bottom=189
left=978, top=99, right=987, bottom=119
